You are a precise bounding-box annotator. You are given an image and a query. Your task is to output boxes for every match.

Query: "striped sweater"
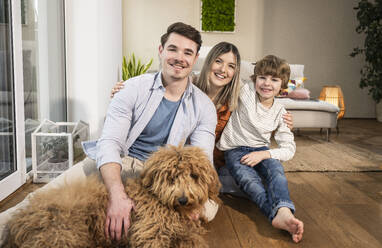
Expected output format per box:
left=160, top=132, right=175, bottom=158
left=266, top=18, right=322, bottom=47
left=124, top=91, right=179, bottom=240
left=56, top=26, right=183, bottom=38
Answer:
left=216, top=83, right=296, bottom=162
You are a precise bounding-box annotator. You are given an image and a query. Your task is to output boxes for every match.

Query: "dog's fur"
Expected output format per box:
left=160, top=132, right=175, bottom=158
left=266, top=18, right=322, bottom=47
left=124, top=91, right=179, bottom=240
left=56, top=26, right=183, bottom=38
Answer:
left=3, top=146, right=221, bottom=248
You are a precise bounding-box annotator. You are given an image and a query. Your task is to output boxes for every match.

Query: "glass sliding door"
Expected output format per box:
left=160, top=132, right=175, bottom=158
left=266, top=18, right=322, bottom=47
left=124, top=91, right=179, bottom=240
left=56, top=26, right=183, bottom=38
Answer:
left=0, top=0, right=66, bottom=201
left=0, top=0, right=67, bottom=200
left=0, top=0, right=15, bottom=180
left=0, top=0, right=27, bottom=201
left=22, top=0, right=66, bottom=172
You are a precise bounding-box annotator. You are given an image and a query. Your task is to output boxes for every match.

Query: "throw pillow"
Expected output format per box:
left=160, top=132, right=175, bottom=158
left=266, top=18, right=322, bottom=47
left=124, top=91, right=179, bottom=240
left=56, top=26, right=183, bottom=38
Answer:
left=287, top=88, right=310, bottom=100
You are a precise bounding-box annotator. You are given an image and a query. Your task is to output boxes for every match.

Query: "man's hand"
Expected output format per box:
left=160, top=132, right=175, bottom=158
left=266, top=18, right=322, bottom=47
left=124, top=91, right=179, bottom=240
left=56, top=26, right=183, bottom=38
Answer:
left=240, top=150, right=270, bottom=167
left=100, top=163, right=134, bottom=241
left=105, top=191, right=135, bottom=240
left=282, top=111, right=293, bottom=130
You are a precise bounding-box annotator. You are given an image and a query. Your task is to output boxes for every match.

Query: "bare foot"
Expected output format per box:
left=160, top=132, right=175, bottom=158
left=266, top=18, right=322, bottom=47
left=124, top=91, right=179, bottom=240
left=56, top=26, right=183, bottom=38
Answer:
left=272, top=207, right=304, bottom=243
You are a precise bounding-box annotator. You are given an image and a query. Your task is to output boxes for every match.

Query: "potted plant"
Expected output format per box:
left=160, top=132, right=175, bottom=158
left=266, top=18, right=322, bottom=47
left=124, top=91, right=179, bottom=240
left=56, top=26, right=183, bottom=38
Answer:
left=122, top=53, right=153, bottom=80
left=350, top=0, right=382, bottom=121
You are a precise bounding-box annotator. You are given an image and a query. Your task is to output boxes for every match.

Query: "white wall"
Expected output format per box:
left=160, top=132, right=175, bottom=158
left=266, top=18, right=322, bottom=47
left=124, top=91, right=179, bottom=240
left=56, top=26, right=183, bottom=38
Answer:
left=260, top=0, right=373, bottom=118
left=65, top=0, right=122, bottom=138
left=36, top=0, right=66, bottom=122
left=123, top=0, right=375, bottom=118
left=123, top=0, right=259, bottom=69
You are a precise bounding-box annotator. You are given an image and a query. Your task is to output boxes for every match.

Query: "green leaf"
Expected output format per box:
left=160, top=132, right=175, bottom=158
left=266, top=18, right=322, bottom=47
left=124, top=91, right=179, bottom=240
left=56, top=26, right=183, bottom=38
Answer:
left=142, top=59, right=153, bottom=74
left=132, top=53, right=136, bottom=74
left=136, top=59, right=142, bottom=76
left=121, top=53, right=153, bottom=80
left=122, top=56, right=128, bottom=80
left=351, top=0, right=382, bottom=103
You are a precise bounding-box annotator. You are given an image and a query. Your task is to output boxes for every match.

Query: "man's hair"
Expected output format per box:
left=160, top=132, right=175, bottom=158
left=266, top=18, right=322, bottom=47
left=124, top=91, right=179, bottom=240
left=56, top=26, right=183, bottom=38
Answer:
left=195, top=42, right=241, bottom=111
left=251, top=55, right=290, bottom=89
left=160, top=22, right=202, bottom=53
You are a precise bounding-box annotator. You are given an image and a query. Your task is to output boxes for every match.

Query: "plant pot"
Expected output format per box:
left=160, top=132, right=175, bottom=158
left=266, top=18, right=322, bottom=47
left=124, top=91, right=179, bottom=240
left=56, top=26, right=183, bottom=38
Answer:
left=377, top=101, right=382, bottom=122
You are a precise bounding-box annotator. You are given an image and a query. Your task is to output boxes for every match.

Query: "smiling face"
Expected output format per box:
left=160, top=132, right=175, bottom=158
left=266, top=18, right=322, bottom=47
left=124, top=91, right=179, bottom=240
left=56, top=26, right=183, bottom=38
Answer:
left=255, top=75, right=282, bottom=103
left=208, top=52, right=237, bottom=90
left=159, top=33, right=199, bottom=83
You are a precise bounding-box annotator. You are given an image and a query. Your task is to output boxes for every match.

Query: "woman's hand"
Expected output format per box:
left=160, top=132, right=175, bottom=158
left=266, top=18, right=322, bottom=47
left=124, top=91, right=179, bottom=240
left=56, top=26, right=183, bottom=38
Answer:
left=240, top=150, right=270, bottom=167
left=283, top=111, right=293, bottom=130
left=111, top=81, right=125, bottom=98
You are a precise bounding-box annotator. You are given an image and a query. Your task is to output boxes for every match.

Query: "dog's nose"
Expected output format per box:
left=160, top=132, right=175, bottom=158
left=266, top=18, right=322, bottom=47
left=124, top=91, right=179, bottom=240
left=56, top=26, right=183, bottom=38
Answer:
left=177, top=196, right=188, bottom=206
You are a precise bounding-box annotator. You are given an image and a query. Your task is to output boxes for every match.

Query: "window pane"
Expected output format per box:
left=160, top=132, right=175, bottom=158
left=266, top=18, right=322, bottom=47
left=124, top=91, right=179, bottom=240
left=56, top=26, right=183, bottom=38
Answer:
left=0, top=0, right=16, bottom=180
left=22, top=0, right=66, bottom=171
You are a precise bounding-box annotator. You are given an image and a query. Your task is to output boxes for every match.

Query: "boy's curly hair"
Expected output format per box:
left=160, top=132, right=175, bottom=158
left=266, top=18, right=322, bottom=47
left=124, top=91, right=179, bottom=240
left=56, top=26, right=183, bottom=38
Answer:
left=251, top=55, right=290, bottom=89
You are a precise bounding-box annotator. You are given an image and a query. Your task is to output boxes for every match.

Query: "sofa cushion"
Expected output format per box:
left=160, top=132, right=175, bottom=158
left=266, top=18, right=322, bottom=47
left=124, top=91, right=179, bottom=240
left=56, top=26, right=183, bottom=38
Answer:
left=276, top=97, right=339, bottom=113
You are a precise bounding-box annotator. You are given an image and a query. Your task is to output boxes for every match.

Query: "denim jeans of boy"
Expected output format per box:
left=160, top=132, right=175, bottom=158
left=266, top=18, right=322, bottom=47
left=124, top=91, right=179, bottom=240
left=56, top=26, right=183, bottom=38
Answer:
left=225, top=146, right=295, bottom=222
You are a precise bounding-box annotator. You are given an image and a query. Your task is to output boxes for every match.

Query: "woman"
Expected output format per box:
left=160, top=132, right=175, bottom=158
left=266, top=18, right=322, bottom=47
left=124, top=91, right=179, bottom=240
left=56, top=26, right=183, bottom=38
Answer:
left=193, top=42, right=242, bottom=168
left=111, top=42, right=293, bottom=172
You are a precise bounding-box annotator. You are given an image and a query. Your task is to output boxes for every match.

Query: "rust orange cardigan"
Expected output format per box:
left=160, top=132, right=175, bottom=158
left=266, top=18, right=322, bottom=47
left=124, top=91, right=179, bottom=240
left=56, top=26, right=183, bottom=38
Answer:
left=214, top=104, right=231, bottom=169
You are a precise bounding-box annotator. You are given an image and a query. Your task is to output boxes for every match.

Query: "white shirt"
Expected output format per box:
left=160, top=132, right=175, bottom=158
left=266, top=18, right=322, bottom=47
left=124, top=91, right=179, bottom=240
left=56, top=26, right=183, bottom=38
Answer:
left=217, top=83, right=295, bottom=161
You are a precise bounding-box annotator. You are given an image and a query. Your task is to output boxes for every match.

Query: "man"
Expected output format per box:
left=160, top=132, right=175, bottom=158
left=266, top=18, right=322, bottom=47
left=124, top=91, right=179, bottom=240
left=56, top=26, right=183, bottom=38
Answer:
left=0, top=22, right=217, bottom=246
left=96, top=22, right=217, bottom=240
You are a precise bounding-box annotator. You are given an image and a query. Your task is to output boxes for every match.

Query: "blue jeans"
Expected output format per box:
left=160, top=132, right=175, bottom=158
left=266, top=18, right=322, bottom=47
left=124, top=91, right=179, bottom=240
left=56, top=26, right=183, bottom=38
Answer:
left=225, top=146, right=295, bottom=222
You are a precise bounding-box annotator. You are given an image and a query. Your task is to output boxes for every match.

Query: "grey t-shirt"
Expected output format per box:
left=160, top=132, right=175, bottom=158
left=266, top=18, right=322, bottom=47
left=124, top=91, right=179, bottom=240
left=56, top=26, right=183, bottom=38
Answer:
left=128, top=97, right=181, bottom=161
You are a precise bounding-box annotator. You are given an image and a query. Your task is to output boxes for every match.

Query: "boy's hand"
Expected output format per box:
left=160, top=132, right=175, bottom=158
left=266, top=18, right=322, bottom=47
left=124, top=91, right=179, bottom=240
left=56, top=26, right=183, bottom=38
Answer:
left=240, top=151, right=271, bottom=167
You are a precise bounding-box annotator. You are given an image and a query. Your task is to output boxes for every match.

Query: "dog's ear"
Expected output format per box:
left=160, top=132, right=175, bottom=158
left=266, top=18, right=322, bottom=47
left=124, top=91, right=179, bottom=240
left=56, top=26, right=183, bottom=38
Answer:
left=206, top=165, right=222, bottom=204
left=190, top=147, right=222, bottom=204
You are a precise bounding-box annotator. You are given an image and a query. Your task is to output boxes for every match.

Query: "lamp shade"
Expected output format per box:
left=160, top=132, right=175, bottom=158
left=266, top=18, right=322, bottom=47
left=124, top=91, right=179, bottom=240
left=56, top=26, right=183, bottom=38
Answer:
left=319, top=85, right=345, bottom=119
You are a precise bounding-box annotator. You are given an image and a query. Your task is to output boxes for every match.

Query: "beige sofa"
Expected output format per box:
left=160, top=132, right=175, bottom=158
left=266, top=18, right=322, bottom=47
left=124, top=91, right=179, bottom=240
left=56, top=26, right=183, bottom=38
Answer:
left=276, top=97, right=339, bottom=141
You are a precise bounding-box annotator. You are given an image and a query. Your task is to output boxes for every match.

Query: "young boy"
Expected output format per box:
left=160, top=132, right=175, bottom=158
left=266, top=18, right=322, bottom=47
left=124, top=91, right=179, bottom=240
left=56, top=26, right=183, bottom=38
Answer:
left=217, top=55, right=304, bottom=243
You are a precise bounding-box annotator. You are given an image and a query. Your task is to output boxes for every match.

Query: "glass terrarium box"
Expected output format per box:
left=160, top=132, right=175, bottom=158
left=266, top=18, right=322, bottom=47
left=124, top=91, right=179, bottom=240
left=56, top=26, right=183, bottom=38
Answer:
left=32, top=119, right=89, bottom=183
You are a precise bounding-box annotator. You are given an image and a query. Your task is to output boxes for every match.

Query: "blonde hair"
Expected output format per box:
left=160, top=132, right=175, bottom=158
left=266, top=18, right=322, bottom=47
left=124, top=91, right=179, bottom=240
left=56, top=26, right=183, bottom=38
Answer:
left=194, top=42, right=241, bottom=111
left=251, top=55, right=290, bottom=89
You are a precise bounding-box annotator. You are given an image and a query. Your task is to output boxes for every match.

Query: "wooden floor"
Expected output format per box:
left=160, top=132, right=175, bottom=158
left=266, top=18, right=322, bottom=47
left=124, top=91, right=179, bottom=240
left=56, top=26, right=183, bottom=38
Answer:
left=0, top=179, right=43, bottom=213
left=205, top=172, right=382, bottom=248
left=0, top=119, right=381, bottom=247
left=205, top=119, right=382, bottom=248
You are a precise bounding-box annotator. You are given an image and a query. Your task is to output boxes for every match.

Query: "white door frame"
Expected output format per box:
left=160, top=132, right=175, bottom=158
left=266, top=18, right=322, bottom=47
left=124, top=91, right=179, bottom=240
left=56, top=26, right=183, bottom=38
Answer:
left=0, top=0, right=27, bottom=201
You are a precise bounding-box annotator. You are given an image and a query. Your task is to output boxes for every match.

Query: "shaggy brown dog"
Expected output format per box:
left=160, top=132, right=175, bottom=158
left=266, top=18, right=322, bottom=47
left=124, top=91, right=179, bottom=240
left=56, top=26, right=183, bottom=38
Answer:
left=3, top=145, right=221, bottom=248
